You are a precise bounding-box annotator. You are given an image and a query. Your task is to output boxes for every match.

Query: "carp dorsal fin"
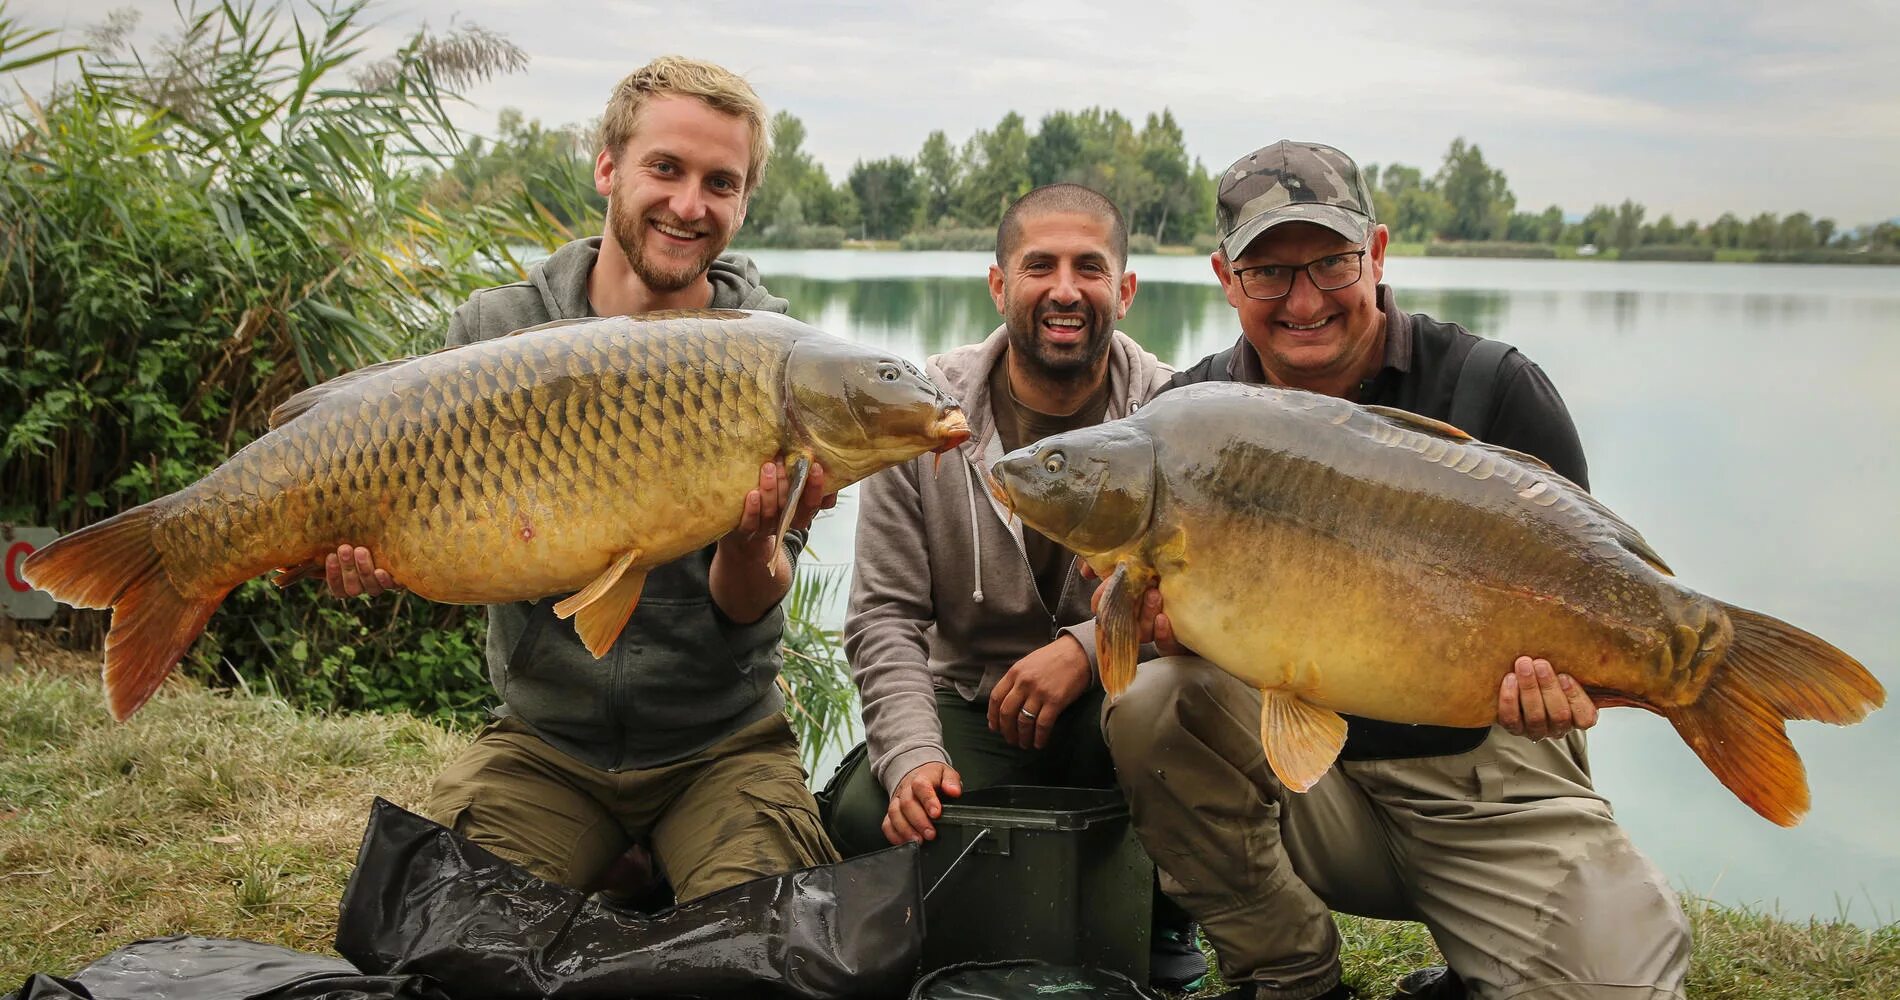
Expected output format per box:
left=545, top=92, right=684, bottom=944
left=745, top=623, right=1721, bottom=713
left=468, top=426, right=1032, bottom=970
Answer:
left=1362, top=404, right=1475, bottom=443
left=268, top=356, right=421, bottom=430
left=1569, top=489, right=1674, bottom=575
left=509, top=316, right=610, bottom=335
left=1364, top=403, right=1672, bottom=574
left=1260, top=690, right=1347, bottom=793
left=267, top=318, right=607, bottom=430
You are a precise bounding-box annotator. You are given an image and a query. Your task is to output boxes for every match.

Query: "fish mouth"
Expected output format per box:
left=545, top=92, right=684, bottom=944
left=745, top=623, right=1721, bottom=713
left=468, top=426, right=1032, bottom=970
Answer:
left=984, top=464, right=1014, bottom=513
left=930, top=408, right=972, bottom=453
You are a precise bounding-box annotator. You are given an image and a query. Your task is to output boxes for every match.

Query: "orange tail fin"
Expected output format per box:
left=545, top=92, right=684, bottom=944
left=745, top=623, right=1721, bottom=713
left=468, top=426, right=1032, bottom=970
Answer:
left=20, top=505, right=228, bottom=720
left=1663, top=603, right=1885, bottom=827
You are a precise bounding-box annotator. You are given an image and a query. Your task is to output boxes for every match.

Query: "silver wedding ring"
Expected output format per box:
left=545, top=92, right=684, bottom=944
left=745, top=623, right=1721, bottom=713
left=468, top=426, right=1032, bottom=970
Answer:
left=1019, top=709, right=1037, bottom=720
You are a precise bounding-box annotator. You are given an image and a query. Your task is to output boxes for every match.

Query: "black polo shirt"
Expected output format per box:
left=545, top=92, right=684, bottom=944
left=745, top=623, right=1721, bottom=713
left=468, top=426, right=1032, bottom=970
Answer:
left=1162, top=285, right=1589, bottom=760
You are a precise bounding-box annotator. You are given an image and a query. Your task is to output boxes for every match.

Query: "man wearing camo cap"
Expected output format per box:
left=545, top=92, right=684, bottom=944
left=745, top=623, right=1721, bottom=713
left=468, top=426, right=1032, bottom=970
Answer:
left=1099, top=140, right=1692, bottom=1000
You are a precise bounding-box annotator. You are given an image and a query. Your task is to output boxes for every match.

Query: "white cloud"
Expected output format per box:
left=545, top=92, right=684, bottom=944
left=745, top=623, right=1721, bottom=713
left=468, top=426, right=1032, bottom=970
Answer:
left=11, top=0, right=1898, bottom=222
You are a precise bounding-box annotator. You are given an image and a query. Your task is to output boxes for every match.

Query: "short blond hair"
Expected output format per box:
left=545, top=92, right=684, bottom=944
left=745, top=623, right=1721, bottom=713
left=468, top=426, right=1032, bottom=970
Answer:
left=598, top=56, right=770, bottom=195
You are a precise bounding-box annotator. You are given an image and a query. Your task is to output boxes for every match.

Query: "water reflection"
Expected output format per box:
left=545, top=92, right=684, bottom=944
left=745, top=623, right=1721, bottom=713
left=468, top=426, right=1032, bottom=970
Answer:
left=754, top=251, right=1900, bottom=925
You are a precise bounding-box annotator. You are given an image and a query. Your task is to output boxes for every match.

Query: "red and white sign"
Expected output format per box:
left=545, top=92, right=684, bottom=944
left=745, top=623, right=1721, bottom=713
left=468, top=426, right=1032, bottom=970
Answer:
left=3, top=527, right=59, bottom=620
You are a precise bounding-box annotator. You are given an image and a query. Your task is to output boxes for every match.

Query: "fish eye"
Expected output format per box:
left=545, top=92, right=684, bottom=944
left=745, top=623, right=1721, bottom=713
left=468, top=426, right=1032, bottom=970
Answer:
left=1042, top=451, right=1066, bottom=474
left=877, top=362, right=901, bottom=382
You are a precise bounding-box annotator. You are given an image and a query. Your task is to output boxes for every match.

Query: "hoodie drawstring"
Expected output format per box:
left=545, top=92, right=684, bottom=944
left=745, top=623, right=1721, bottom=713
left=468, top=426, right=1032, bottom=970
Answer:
left=963, top=460, right=986, bottom=604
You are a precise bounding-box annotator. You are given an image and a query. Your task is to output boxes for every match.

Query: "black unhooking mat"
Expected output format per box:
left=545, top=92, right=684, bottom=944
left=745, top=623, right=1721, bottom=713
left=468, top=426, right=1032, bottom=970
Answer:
left=334, top=797, right=924, bottom=999
left=1, top=935, right=449, bottom=1000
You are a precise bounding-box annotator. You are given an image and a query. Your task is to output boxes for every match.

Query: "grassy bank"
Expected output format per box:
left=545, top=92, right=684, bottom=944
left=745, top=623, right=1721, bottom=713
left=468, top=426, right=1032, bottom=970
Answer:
left=1, top=651, right=1893, bottom=997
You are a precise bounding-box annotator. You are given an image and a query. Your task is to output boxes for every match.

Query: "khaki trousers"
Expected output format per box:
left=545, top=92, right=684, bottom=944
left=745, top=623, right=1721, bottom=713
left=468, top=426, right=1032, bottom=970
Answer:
left=1104, top=657, right=1691, bottom=1000
left=421, top=712, right=837, bottom=904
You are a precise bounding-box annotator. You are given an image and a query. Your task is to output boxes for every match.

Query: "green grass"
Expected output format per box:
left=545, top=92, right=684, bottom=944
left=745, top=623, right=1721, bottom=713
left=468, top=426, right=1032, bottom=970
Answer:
left=0, top=640, right=463, bottom=977
left=2, top=650, right=1894, bottom=997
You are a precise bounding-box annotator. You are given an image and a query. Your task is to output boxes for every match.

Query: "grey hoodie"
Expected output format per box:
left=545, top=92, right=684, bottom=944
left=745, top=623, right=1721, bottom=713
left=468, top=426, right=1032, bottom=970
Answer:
left=444, top=237, right=797, bottom=772
left=843, top=328, right=1172, bottom=792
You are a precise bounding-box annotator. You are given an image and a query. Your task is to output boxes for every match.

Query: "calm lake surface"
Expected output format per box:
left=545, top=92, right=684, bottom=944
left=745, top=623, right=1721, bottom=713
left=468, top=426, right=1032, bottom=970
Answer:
left=746, top=249, right=1900, bottom=925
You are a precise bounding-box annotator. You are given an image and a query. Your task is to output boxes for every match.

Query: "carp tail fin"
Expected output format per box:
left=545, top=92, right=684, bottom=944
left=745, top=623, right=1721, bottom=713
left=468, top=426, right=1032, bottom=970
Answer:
left=20, top=505, right=225, bottom=721
left=1664, top=603, right=1883, bottom=827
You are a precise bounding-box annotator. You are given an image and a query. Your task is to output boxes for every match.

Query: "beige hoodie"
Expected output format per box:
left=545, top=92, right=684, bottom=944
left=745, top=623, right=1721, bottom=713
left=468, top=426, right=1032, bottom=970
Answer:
left=843, top=327, right=1171, bottom=792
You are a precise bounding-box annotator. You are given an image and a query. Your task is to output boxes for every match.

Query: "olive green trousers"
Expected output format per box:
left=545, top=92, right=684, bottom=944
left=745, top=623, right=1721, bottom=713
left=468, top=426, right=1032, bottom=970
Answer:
left=820, top=687, right=1116, bottom=857
left=1105, top=657, right=1692, bottom=1000
left=422, top=712, right=837, bottom=904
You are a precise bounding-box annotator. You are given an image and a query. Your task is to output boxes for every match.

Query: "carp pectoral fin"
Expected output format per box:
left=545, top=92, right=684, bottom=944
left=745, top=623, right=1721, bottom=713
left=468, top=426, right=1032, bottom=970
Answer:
left=552, top=549, right=648, bottom=658
left=270, top=562, right=323, bottom=588
left=1260, top=690, right=1348, bottom=794
left=1097, top=562, right=1143, bottom=700
left=770, top=456, right=813, bottom=578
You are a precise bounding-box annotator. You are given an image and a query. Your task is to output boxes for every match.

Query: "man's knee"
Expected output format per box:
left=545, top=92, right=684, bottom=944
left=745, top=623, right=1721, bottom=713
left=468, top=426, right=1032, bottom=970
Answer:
left=1105, top=655, right=1256, bottom=780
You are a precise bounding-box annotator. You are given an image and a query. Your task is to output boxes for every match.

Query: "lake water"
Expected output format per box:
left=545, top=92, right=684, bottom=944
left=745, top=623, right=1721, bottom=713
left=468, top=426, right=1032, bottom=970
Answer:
left=746, top=249, right=1900, bottom=925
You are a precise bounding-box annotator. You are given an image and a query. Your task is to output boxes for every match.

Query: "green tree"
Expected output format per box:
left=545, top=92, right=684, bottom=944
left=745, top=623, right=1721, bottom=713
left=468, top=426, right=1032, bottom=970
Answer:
left=1610, top=199, right=1646, bottom=252
left=428, top=107, right=601, bottom=230
left=1777, top=212, right=1818, bottom=252
left=1507, top=205, right=1564, bottom=244
left=954, top=111, right=1032, bottom=227
left=748, top=111, right=854, bottom=233
left=914, top=129, right=961, bottom=229
left=1135, top=110, right=1209, bottom=243
left=848, top=156, right=919, bottom=240
left=1432, top=138, right=1514, bottom=241
left=1744, top=212, right=1779, bottom=249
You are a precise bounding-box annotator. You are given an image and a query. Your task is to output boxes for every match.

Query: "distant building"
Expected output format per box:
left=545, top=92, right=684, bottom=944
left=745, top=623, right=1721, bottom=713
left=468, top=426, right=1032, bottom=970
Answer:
left=1576, top=243, right=1599, bottom=257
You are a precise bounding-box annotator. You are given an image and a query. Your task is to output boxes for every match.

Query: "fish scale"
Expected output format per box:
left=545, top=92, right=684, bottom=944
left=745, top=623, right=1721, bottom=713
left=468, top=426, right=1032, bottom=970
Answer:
left=25, top=309, right=970, bottom=721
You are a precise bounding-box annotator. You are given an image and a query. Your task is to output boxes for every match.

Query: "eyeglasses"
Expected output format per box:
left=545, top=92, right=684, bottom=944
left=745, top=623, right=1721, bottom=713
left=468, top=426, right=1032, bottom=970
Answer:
left=1230, top=249, right=1368, bottom=301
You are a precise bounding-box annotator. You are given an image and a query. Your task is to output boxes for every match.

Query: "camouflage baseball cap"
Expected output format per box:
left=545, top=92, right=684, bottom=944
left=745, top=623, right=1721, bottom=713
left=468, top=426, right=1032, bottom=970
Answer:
left=1216, top=140, right=1377, bottom=258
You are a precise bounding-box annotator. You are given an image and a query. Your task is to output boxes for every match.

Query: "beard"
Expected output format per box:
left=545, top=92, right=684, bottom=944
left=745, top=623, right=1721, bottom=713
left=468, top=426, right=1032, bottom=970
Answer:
left=608, top=195, right=726, bottom=293
left=1005, top=295, right=1115, bottom=382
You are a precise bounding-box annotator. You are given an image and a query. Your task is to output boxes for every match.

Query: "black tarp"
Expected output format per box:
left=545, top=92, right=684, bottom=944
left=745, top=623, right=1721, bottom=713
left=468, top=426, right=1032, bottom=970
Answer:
left=335, top=798, right=924, bottom=999
left=1, top=935, right=449, bottom=1000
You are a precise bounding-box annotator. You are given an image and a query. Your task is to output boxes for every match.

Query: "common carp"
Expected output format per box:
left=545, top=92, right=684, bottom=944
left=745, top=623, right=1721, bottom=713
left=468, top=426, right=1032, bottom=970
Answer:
left=26, top=309, right=970, bottom=721
left=989, top=382, right=1882, bottom=826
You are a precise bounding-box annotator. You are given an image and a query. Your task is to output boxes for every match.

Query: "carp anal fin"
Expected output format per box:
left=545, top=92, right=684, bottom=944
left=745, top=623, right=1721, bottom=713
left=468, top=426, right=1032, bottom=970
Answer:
left=1261, top=689, right=1347, bottom=793
left=770, top=456, right=813, bottom=578
left=1096, top=562, right=1148, bottom=699
left=553, top=549, right=649, bottom=658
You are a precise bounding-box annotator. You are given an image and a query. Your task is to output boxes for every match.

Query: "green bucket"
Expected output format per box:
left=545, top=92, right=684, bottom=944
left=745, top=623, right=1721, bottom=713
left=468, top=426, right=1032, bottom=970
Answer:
left=919, top=785, right=1153, bottom=982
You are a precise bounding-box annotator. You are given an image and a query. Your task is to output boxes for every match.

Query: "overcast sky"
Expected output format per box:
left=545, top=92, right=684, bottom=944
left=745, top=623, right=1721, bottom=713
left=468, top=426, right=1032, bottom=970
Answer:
left=15, top=0, right=1900, bottom=226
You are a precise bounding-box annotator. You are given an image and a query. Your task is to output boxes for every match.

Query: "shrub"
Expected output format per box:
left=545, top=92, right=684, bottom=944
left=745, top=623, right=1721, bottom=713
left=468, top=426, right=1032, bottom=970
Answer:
left=899, top=227, right=996, bottom=252
left=0, top=2, right=577, bottom=721
left=1621, top=245, right=1717, bottom=262
left=1422, top=241, right=1558, bottom=259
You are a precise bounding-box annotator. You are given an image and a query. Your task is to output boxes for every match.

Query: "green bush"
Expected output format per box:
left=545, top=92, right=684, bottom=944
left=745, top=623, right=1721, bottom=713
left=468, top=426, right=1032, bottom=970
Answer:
left=1755, top=249, right=1900, bottom=266
left=1422, top=241, right=1559, bottom=259
left=1126, top=232, right=1159, bottom=255
left=1622, top=245, right=1717, bottom=262
left=899, top=226, right=996, bottom=251
left=0, top=2, right=574, bottom=722
left=744, top=223, right=848, bottom=249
